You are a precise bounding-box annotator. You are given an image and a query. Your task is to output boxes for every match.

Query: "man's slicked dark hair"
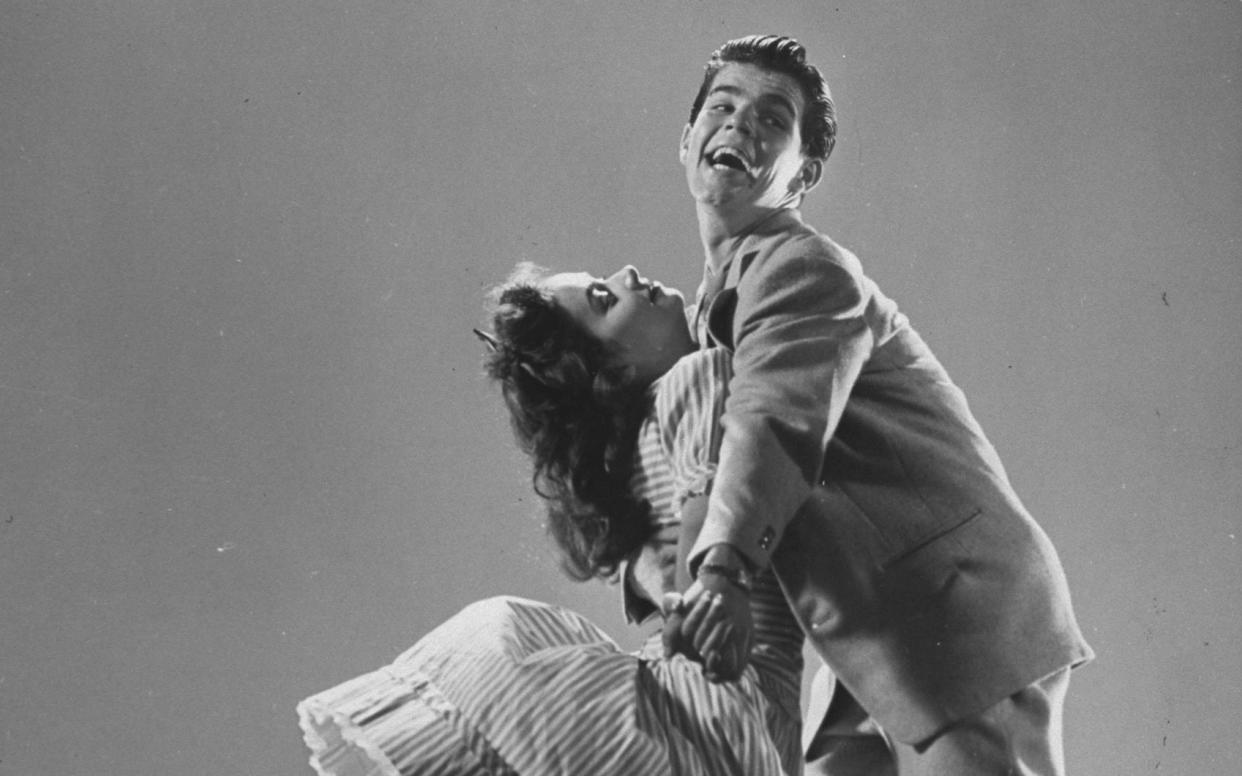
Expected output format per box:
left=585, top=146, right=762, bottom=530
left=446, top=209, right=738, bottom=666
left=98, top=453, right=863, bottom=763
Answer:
left=688, top=35, right=837, bottom=161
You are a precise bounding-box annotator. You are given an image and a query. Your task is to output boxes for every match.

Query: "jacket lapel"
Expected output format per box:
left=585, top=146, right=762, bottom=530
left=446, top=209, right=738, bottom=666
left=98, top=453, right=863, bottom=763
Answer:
left=702, top=250, right=758, bottom=350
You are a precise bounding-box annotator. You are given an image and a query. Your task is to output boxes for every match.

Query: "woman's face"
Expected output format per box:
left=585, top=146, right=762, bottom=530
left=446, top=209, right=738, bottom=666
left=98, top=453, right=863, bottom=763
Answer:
left=544, top=265, right=697, bottom=385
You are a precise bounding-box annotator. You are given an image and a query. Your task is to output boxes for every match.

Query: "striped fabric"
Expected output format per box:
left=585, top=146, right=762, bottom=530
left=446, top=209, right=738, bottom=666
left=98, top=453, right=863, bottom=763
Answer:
left=297, top=351, right=805, bottom=775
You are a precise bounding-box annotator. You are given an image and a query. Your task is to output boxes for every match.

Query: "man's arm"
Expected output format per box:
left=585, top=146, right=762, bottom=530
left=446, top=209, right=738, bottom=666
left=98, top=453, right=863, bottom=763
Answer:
left=688, top=236, right=875, bottom=573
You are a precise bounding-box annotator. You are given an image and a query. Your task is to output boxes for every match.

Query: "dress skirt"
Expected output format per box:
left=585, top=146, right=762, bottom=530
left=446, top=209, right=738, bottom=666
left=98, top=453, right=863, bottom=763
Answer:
left=297, top=596, right=802, bottom=776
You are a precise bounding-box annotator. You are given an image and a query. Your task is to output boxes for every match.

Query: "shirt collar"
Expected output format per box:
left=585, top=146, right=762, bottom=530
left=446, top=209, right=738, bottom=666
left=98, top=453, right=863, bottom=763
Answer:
left=706, top=208, right=804, bottom=276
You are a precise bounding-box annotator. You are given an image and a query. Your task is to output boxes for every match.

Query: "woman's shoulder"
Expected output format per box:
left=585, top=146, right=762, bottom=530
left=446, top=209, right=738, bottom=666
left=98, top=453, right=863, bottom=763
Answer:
left=648, top=348, right=732, bottom=453
left=655, top=348, right=732, bottom=398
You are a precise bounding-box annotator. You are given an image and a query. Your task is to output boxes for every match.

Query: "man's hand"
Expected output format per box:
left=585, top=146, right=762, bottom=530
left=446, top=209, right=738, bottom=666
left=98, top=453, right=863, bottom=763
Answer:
left=662, top=544, right=754, bottom=682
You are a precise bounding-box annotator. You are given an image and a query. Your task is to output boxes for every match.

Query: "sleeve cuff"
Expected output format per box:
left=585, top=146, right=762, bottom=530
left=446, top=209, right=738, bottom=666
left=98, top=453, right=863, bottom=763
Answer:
left=687, top=509, right=780, bottom=575
left=620, top=559, right=660, bottom=625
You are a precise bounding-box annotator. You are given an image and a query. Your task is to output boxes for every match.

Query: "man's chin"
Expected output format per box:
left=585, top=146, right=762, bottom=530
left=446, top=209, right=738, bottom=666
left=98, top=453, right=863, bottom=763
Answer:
left=690, top=180, right=751, bottom=209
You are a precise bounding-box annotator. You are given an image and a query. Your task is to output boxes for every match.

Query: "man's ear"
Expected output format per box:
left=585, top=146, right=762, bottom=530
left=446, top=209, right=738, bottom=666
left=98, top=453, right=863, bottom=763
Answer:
left=795, top=157, right=824, bottom=196
left=678, top=124, right=692, bottom=164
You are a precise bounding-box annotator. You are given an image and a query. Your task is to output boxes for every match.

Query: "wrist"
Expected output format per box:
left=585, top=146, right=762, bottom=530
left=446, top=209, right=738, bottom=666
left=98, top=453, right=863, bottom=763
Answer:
left=696, top=544, right=755, bottom=593
left=697, top=563, right=754, bottom=594
left=702, top=542, right=750, bottom=572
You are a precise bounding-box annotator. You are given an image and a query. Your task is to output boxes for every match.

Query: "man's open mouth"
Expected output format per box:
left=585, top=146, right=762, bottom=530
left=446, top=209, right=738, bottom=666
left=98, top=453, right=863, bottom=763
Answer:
left=707, top=148, right=750, bottom=174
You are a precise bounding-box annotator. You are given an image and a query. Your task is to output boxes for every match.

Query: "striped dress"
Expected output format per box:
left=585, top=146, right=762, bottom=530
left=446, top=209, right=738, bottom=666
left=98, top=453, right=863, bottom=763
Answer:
left=296, top=350, right=805, bottom=775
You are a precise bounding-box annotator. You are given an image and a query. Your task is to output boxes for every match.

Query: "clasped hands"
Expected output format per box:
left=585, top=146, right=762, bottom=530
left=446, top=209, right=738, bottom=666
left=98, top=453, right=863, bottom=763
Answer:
left=660, top=545, right=755, bottom=683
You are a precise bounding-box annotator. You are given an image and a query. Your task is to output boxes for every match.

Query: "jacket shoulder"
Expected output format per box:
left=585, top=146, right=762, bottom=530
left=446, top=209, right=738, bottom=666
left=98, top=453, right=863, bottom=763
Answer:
left=738, top=225, right=867, bottom=312
left=759, top=223, right=864, bottom=279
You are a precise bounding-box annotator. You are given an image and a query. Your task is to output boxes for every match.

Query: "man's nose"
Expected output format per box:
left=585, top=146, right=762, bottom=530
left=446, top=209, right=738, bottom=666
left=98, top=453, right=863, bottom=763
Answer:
left=725, top=107, right=755, bottom=135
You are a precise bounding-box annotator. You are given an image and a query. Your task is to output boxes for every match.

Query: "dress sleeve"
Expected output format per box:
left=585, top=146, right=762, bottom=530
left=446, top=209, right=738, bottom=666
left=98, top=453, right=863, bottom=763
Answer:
left=653, top=349, right=733, bottom=513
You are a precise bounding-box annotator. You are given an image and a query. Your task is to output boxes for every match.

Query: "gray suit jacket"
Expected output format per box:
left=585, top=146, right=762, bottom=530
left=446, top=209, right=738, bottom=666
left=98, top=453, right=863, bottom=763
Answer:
left=687, top=209, right=1092, bottom=744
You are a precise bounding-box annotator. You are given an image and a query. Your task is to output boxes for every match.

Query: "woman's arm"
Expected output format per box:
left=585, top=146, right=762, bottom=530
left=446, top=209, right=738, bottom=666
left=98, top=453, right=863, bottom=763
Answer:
left=665, top=491, right=754, bottom=682
left=675, top=494, right=708, bottom=593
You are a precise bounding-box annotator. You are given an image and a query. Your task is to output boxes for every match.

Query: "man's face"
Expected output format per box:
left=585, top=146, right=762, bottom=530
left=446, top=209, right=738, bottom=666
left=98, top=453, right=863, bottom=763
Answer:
left=679, top=63, right=821, bottom=215
left=545, top=265, right=695, bottom=386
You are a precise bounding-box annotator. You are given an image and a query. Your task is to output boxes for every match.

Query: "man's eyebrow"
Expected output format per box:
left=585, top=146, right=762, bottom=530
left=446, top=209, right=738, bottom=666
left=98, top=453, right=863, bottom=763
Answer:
left=708, top=84, right=743, bottom=99
left=760, top=92, right=798, bottom=118
left=708, top=83, right=797, bottom=117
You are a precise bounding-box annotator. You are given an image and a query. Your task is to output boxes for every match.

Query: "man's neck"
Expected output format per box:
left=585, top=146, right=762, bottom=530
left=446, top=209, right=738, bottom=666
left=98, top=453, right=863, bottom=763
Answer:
left=695, top=204, right=793, bottom=267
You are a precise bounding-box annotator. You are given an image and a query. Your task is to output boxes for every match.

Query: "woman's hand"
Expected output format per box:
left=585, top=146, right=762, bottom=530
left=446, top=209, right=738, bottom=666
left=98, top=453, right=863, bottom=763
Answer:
left=662, top=551, right=754, bottom=682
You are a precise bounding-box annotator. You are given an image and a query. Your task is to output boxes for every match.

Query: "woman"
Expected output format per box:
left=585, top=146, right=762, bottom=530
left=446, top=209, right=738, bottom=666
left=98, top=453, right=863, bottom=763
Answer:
left=296, top=263, right=807, bottom=776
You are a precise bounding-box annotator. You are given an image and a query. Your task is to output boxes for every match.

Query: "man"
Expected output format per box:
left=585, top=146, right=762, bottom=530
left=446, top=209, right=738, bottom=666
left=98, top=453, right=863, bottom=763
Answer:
left=669, top=35, right=1093, bottom=775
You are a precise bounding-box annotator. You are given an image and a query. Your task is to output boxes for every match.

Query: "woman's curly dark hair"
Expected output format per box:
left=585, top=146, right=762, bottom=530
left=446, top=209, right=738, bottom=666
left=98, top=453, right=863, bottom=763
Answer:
left=481, top=263, right=657, bottom=582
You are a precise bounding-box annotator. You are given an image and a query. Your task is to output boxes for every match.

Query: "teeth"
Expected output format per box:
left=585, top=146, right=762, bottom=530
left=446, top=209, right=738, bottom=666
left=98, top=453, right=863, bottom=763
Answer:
left=709, top=147, right=750, bottom=172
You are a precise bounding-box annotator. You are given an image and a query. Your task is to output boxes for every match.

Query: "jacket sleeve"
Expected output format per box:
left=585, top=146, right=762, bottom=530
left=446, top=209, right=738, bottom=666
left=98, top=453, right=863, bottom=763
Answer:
left=688, top=235, right=875, bottom=572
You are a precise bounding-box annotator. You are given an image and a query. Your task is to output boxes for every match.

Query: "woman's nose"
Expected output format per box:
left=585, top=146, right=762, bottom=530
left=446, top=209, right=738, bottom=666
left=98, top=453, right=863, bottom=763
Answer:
left=614, top=265, right=641, bottom=288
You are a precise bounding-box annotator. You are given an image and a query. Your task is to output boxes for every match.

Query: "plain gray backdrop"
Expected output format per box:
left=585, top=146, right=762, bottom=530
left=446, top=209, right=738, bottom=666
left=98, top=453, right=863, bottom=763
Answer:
left=2, top=1, right=1239, bottom=774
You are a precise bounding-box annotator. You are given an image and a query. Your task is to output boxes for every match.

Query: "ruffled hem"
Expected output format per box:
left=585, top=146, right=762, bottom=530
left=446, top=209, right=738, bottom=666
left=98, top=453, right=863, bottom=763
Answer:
left=296, top=597, right=802, bottom=776
left=297, top=664, right=511, bottom=776
left=297, top=674, right=401, bottom=776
